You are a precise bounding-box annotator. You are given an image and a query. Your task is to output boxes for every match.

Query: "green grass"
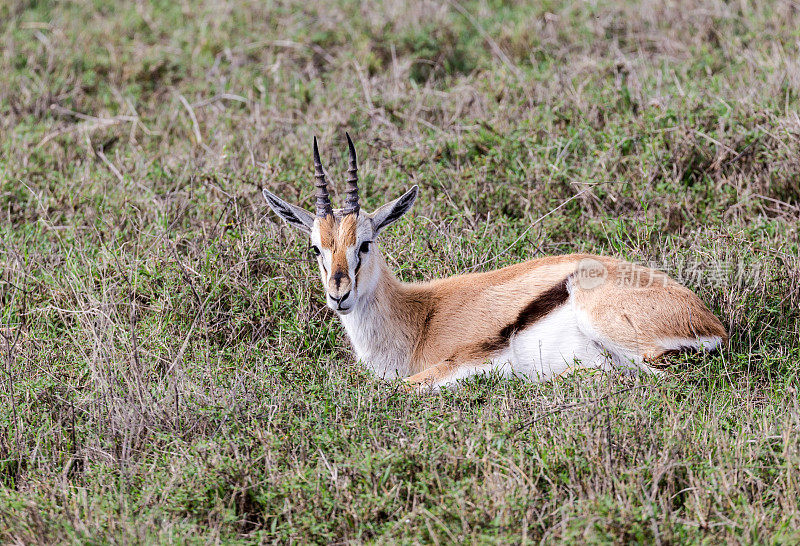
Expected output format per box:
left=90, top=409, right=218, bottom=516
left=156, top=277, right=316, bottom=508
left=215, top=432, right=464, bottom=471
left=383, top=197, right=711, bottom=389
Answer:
left=1, top=0, right=799, bottom=542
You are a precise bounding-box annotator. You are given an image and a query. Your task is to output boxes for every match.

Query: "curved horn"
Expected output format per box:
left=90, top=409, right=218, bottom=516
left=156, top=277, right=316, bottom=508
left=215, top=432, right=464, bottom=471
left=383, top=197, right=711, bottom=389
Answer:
left=313, top=136, right=333, bottom=218
left=343, top=132, right=360, bottom=216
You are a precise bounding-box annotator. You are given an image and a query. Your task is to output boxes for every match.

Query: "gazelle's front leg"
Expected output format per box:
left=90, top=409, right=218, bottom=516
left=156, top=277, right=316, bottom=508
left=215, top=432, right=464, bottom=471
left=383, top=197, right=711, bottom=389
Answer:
left=405, top=357, right=506, bottom=391
left=404, top=360, right=457, bottom=391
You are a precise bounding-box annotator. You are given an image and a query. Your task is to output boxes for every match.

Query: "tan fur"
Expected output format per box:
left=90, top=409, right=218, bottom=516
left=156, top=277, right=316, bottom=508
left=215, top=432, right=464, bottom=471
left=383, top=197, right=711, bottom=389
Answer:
left=401, top=255, right=582, bottom=372
left=319, top=214, right=358, bottom=294
left=318, top=214, right=357, bottom=248
left=571, top=260, right=727, bottom=358
left=317, top=214, right=336, bottom=248
left=361, top=253, right=727, bottom=386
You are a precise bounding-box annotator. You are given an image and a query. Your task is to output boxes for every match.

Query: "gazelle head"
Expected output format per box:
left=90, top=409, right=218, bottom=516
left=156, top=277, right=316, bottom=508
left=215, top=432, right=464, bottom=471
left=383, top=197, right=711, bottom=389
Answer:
left=263, top=134, right=418, bottom=314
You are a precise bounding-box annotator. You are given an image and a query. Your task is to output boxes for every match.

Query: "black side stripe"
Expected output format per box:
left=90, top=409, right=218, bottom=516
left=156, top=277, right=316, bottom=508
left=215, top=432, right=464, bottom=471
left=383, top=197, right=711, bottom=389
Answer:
left=478, top=276, right=572, bottom=355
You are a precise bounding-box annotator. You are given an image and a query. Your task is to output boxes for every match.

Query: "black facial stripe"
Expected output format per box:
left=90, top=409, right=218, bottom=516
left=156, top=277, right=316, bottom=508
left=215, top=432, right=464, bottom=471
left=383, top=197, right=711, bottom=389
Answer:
left=353, top=241, right=371, bottom=276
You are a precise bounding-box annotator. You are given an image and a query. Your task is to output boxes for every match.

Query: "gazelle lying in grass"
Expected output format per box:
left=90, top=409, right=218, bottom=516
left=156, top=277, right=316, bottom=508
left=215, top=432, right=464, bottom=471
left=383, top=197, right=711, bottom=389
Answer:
left=263, top=135, right=727, bottom=389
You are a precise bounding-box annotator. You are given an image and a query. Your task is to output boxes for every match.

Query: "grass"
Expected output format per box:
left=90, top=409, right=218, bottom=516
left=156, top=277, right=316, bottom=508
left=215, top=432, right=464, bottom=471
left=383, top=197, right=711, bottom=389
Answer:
left=1, top=0, right=799, bottom=542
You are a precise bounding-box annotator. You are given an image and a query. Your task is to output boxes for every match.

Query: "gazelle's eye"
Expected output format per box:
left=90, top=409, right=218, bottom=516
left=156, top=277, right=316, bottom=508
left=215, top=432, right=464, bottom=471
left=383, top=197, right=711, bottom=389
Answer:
left=359, top=241, right=371, bottom=254
left=311, top=245, right=321, bottom=257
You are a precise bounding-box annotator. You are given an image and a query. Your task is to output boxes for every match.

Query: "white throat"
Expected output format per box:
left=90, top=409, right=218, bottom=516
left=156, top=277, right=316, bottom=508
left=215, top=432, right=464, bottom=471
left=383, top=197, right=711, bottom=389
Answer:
left=337, top=255, right=413, bottom=379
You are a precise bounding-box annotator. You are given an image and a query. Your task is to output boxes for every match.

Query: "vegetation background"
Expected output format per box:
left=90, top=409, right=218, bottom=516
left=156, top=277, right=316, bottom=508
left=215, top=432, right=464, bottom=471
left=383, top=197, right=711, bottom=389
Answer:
left=1, top=0, right=799, bottom=542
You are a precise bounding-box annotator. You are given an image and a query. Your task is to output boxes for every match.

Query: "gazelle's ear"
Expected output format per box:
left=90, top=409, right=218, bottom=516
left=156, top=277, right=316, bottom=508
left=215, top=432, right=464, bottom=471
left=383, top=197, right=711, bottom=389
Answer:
left=370, top=186, right=418, bottom=234
left=262, top=189, right=315, bottom=234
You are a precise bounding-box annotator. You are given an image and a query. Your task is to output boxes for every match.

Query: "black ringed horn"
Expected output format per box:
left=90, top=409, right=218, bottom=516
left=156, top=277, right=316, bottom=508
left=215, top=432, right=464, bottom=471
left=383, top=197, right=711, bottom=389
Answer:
left=313, top=136, right=333, bottom=218
left=343, top=132, right=360, bottom=216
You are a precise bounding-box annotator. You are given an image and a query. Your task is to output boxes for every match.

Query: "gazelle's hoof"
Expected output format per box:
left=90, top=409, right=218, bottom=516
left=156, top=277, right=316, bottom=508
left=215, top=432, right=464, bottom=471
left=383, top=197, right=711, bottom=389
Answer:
left=402, top=378, right=438, bottom=394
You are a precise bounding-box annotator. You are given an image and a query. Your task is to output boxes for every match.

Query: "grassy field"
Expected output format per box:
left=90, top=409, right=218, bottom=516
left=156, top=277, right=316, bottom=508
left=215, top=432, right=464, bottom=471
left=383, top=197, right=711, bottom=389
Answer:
left=1, top=0, right=800, bottom=542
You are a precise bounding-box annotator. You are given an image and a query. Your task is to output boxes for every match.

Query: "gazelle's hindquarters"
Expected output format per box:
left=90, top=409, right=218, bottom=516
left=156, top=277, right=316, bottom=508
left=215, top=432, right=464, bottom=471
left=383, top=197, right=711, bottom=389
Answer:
left=570, top=260, right=727, bottom=364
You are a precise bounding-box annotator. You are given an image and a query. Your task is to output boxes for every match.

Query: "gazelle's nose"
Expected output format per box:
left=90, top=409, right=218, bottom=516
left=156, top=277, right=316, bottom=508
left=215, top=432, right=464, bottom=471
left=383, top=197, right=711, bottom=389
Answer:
left=328, top=270, right=351, bottom=297
left=331, top=270, right=346, bottom=288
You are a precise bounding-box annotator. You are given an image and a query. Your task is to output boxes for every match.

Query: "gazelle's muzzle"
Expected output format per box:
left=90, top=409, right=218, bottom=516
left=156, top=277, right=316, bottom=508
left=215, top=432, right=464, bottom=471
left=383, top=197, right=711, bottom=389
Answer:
left=327, top=270, right=354, bottom=312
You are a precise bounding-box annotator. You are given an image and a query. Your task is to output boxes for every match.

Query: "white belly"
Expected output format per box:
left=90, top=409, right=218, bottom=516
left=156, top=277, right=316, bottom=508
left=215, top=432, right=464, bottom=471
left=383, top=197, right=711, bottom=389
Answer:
left=431, top=304, right=643, bottom=389
left=505, top=304, right=612, bottom=379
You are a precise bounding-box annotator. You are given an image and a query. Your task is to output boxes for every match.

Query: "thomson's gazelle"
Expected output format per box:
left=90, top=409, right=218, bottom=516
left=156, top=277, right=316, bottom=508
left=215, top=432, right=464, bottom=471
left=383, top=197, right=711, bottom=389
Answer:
left=263, top=135, right=727, bottom=389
